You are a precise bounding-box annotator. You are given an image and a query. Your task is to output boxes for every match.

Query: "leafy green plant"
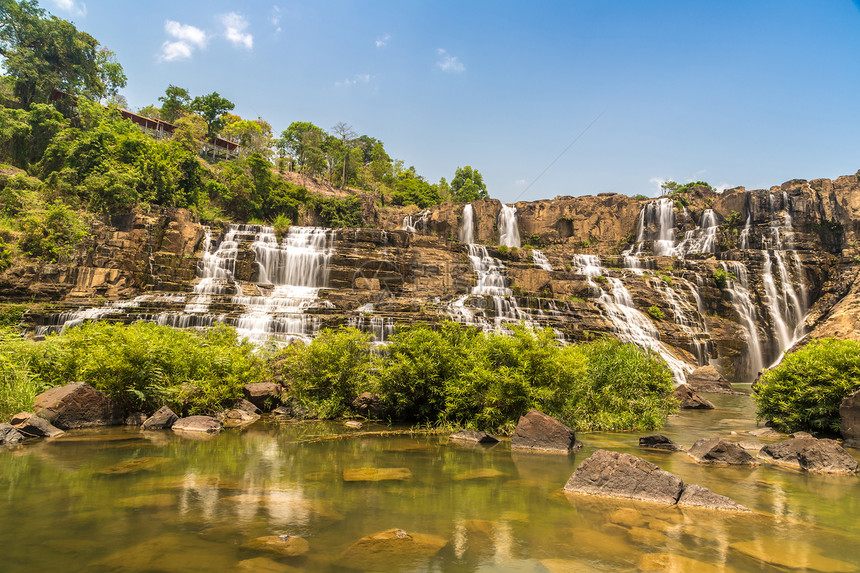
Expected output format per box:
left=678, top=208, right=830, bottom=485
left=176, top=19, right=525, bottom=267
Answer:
left=497, top=245, right=510, bottom=257
left=647, top=305, right=665, bottom=320
left=593, top=275, right=608, bottom=285
left=19, top=201, right=88, bottom=262
left=754, top=338, right=860, bottom=434
left=658, top=274, right=673, bottom=286
left=712, top=267, right=736, bottom=289
left=0, top=327, right=50, bottom=421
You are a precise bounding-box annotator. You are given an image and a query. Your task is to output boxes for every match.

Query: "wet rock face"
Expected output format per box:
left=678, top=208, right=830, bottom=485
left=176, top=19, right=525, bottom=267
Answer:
left=840, top=389, right=860, bottom=441
left=758, top=438, right=859, bottom=474
left=687, top=437, right=760, bottom=466
left=33, top=382, right=124, bottom=429
left=511, top=409, right=582, bottom=453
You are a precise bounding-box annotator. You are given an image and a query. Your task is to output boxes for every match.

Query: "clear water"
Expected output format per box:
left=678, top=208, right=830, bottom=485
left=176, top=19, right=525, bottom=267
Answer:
left=2, top=391, right=859, bottom=572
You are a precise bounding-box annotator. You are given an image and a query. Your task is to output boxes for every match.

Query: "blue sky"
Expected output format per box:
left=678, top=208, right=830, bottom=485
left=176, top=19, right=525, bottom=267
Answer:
left=45, top=0, right=860, bottom=202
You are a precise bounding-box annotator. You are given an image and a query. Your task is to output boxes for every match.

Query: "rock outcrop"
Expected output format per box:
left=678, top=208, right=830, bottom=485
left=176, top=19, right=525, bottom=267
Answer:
left=32, top=382, right=124, bottom=429
left=758, top=438, right=859, bottom=474
left=510, top=409, right=582, bottom=453
left=840, top=389, right=860, bottom=442
left=242, top=383, right=282, bottom=411
left=687, top=437, right=760, bottom=466
left=686, top=366, right=736, bottom=394
left=141, top=406, right=179, bottom=430
left=563, top=449, right=748, bottom=511
left=674, top=384, right=715, bottom=409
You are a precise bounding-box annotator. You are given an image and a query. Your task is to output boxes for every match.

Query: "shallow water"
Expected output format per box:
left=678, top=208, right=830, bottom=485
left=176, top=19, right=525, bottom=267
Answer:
left=1, top=390, right=859, bottom=572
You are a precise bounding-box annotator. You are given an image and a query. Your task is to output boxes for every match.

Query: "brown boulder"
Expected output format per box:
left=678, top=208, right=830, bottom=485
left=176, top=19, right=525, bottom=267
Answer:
left=141, top=406, right=179, bottom=430
left=336, top=528, right=448, bottom=571
left=351, top=391, right=383, bottom=418
left=638, top=434, right=684, bottom=451
left=10, top=411, right=64, bottom=438
left=0, top=423, right=26, bottom=445
left=564, top=449, right=684, bottom=504
left=673, top=384, right=715, bottom=409
left=172, top=415, right=222, bottom=434
left=33, top=382, right=124, bottom=429
left=687, top=437, right=760, bottom=466
left=677, top=484, right=750, bottom=512
left=511, top=409, right=582, bottom=453
left=243, top=382, right=281, bottom=411
left=241, top=535, right=309, bottom=557
left=840, top=388, right=860, bottom=441
left=450, top=430, right=499, bottom=444
left=685, top=366, right=736, bottom=394
left=758, top=438, right=859, bottom=474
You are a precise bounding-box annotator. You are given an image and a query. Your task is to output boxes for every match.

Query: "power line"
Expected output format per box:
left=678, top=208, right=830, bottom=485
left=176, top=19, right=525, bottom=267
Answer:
left=512, top=110, right=606, bottom=203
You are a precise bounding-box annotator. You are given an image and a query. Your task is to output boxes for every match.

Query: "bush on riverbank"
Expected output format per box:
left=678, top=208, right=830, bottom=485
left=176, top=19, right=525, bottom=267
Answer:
left=0, top=328, right=50, bottom=421
left=279, top=323, right=676, bottom=433
left=754, top=338, right=860, bottom=434
left=29, top=321, right=267, bottom=415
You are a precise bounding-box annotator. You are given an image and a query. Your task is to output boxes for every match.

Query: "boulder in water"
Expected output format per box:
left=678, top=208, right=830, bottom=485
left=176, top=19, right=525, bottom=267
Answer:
left=511, top=409, right=582, bottom=453
left=335, top=528, right=448, bottom=571
left=218, top=408, right=260, bottom=428
left=235, top=399, right=261, bottom=415
left=564, top=449, right=684, bottom=504
left=730, top=537, right=858, bottom=572
left=141, top=406, right=179, bottom=430
left=673, top=384, right=715, bottom=409
left=749, top=427, right=781, bottom=438
left=685, top=365, right=737, bottom=394
left=343, top=467, right=412, bottom=482
left=687, top=437, right=760, bottom=465
left=241, top=535, right=309, bottom=558
left=638, top=434, right=684, bottom=451
left=172, top=415, right=222, bottom=434
left=0, top=423, right=25, bottom=445
left=10, top=411, right=64, bottom=438
left=758, top=438, right=859, bottom=474
left=677, top=483, right=750, bottom=512
left=33, top=382, right=124, bottom=429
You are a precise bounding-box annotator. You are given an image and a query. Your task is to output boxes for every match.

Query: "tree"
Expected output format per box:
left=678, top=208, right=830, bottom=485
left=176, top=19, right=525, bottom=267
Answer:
left=331, top=121, right=357, bottom=189
left=276, top=121, right=326, bottom=174
left=158, top=84, right=191, bottom=123
left=450, top=165, right=488, bottom=202
left=223, top=117, right=273, bottom=158
left=0, top=0, right=125, bottom=106
left=190, top=91, right=234, bottom=139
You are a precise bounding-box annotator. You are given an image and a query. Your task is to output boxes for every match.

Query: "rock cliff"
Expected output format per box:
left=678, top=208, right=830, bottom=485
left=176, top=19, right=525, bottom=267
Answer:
left=6, top=171, right=860, bottom=384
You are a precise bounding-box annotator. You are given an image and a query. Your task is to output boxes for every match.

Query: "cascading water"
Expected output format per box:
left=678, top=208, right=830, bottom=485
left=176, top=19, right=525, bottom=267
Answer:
left=571, top=254, right=692, bottom=383
left=720, top=261, right=764, bottom=378
left=498, top=205, right=521, bottom=248
left=402, top=211, right=429, bottom=233
left=676, top=209, right=718, bottom=255
left=459, top=204, right=474, bottom=244
left=233, top=226, right=334, bottom=342
left=532, top=250, right=552, bottom=271
left=655, top=279, right=711, bottom=366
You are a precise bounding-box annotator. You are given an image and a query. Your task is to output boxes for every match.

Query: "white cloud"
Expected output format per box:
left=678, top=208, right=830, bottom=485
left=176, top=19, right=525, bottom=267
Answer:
left=221, top=12, right=253, bottom=49
left=335, top=74, right=372, bottom=88
left=436, top=48, right=465, bottom=72
left=270, top=6, right=282, bottom=33
left=159, top=21, right=207, bottom=62
left=375, top=34, right=390, bottom=48
left=649, top=177, right=667, bottom=197
left=51, top=0, right=86, bottom=17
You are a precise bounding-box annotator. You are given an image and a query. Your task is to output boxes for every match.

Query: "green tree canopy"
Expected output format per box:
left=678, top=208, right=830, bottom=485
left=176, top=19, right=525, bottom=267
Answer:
left=276, top=121, right=326, bottom=173
left=0, top=0, right=125, bottom=106
left=450, top=165, right=488, bottom=202
left=190, top=91, right=234, bottom=139
left=158, top=84, right=191, bottom=123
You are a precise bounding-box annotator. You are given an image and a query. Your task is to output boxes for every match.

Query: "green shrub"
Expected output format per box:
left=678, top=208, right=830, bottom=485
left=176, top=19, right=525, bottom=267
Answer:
left=30, top=321, right=264, bottom=415
left=19, top=201, right=88, bottom=262
left=658, top=274, right=673, bottom=286
left=632, top=194, right=648, bottom=201
left=0, top=327, right=50, bottom=421
left=648, top=305, right=665, bottom=320
left=0, top=237, right=13, bottom=271
left=272, top=213, right=291, bottom=240
left=712, top=267, right=736, bottom=289
left=275, top=327, right=372, bottom=418
left=594, top=275, right=608, bottom=285
left=754, top=338, right=860, bottom=434
left=497, top=245, right=509, bottom=257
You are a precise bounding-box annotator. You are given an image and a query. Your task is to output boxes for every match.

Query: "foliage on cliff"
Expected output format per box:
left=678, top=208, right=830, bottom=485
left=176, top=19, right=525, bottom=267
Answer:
left=754, top=338, right=860, bottom=434
left=277, top=323, right=676, bottom=433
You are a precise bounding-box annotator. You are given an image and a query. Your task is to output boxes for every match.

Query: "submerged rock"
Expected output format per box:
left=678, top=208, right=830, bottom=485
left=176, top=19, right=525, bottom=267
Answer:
left=10, top=411, right=64, bottom=438
left=33, top=382, right=124, bottom=429
left=452, top=468, right=507, bottom=481
left=218, top=408, right=260, bottom=429
left=511, top=409, right=582, bottom=453
left=335, top=528, right=447, bottom=571
left=0, top=423, right=25, bottom=445
left=840, top=388, right=860, bottom=441
left=450, top=430, right=499, bottom=444
left=98, top=456, right=170, bottom=475
left=241, top=535, right=309, bottom=558
left=343, top=467, right=413, bottom=482
left=687, top=437, right=760, bottom=466
left=639, top=552, right=737, bottom=573
left=758, top=438, right=859, bottom=474
left=141, top=406, right=179, bottom=431
left=730, top=537, right=858, bottom=572
left=673, top=384, right=715, bottom=409
left=638, top=434, right=684, bottom=451
left=232, top=557, right=302, bottom=573
left=344, top=420, right=362, bottom=429
left=748, top=427, right=781, bottom=438
left=172, top=415, right=222, bottom=434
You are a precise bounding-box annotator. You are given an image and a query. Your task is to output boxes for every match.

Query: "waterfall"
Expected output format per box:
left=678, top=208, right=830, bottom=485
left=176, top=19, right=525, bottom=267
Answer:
left=498, top=205, right=521, bottom=248
left=656, top=279, right=711, bottom=365
left=677, top=209, right=718, bottom=256
left=720, top=261, right=764, bottom=378
left=459, top=204, right=474, bottom=244
left=347, top=306, right=395, bottom=344
left=571, top=254, right=692, bottom=383
left=739, top=212, right=752, bottom=249
left=402, top=210, right=429, bottom=233
left=233, top=226, right=334, bottom=342
left=651, top=198, right=676, bottom=256
left=532, top=250, right=553, bottom=271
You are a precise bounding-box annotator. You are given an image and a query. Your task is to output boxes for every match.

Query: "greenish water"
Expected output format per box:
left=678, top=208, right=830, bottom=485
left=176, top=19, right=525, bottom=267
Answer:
left=1, top=391, right=859, bottom=572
